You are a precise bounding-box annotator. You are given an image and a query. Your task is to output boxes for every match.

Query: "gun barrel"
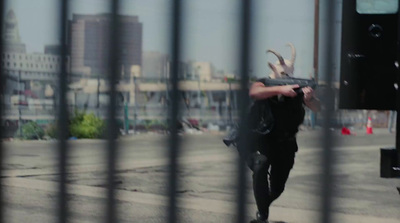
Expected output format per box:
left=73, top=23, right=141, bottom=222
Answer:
left=262, top=77, right=317, bottom=89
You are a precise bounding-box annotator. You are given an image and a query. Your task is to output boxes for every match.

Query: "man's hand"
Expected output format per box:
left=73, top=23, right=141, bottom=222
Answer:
left=302, top=87, right=314, bottom=101
left=280, top=84, right=299, bottom=97
left=302, top=86, right=321, bottom=112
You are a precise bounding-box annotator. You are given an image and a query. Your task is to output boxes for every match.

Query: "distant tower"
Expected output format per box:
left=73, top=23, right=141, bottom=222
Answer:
left=3, top=10, right=26, bottom=53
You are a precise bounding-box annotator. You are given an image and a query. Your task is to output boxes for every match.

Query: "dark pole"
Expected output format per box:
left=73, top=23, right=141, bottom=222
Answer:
left=313, top=0, right=320, bottom=83
left=311, top=0, right=320, bottom=130
left=97, top=74, right=100, bottom=108
left=228, top=81, right=232, bottom=125
left=396, top=0, right=400, bottom=166
left=236, top=0, right=252, bottom=222
left=106, top=0, right=121, bottom=222
left=133, top=76, right=137, bottom=133
left=320, top=0, right=336, bottom=223
left=167, top=0, right=183, bottom=222
left=396, top=109, right=400, bottom=165
left=0, top=0, right=5, bottom=221
left=18, top=71, right=22, bottom=137
left=57, top=0, right=70, bottom=222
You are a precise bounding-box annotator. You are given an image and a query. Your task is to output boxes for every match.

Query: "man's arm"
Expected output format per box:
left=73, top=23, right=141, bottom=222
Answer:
left=249, top=81, right=300, bottom=100
left=302, top=87, right=321, bottom=112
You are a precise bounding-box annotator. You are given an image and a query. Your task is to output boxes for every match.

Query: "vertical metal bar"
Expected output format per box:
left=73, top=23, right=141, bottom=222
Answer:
left=236, top=0, right=252, bottom=223
left=313, top=0, right=320, bottom=83
left=106, top=0, right=120, bottom=222
left=167, top=0, right=182, bottom=222
left=320, top=0, right=336, bottom=222
left=57, top=0, right=70, bottom=222
left=396, top=0, right=400, bottom=168
left=0, top=0, right=5, bottom=222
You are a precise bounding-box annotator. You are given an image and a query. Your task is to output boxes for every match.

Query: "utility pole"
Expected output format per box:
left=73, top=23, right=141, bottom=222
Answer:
left=196, top=66, right=202, bottom=127
left=311, top=0, right=320, bottom=129
left=228, top=80, right=232, bottom=125
left=96, top=74, right=100, bottom=109
left=313, top=0, right=319, bottom=83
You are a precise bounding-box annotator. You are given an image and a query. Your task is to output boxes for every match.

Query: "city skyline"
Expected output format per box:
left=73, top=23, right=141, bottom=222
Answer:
left=4, top=0, right=342, bottom=79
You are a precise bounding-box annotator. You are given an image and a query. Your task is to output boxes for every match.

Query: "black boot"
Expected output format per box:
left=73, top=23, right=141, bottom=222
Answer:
left=250, top=211, right=268, bottom=223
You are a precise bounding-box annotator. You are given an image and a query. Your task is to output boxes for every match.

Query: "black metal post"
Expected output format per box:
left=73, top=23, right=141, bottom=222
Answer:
left=167, top=0, right=183, bottom=222
left=320, top=0, right=336, bottom=223
left=228, top=81, right=232, bottom=125
left=18, top=71, right=22, bottom=137
left=57, top=0, right=70, bottom=222
left=396, top=0, right=400, bottom=168
left=236, top=0, right=252, bottom=223
left=106, top=0, right=121, bottom=222
left=0, top=0, right=5, bottom=221
left=97, top=74, right=100, bottom=108
left=133, top=76, right=137, bottom=133
left=396, top=111, right=400, bottom=167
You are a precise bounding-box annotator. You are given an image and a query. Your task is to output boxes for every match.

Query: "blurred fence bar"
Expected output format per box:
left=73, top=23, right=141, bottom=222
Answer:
left=57, top=0, right=70, bottom=222
left=320, top=0, right=336, bottom=222
left=0, top=0, right=4, bottom=222
left=236, top=0, right=252, bottom=223
left=106, top=0, right=121, bottom=222
left=167, top=0, right=183, bottom=222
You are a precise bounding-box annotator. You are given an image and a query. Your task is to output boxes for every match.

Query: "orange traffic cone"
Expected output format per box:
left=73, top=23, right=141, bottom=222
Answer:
left=366, top=117, right=373, bottom=134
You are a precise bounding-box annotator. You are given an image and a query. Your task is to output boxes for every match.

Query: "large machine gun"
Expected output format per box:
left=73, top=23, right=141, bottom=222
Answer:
left=260, top=77, right=317, bottom=95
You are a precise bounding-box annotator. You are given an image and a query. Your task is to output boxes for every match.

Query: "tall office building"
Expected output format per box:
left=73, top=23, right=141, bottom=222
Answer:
left=2, top=10, right=26, bottom=53
left=69, top=13, right=142, bottom=80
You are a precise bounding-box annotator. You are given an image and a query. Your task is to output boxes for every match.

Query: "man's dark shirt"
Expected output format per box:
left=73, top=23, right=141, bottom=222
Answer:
left=256, top=78, right=305, bottom=151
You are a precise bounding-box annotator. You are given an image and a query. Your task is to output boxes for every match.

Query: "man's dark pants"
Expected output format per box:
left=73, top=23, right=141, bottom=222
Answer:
left=247, top=136, right=297, bottom=216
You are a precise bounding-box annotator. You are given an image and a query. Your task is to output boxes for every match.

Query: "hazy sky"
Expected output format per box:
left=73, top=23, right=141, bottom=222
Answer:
left=4, top=0, right=342, bottom=79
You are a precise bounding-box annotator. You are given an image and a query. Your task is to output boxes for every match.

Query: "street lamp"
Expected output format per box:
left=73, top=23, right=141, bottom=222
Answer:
left=18, top=71, right=22, bottom=137
left=228, top=79, right=232, bottom=125
left=196, top=66, right=202, bottom=127
left=133, top=76, right=137, bottom=133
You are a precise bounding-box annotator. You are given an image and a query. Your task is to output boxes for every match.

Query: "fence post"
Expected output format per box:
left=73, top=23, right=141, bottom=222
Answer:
left=56, top=0, right=70, bottom=222
left=0, top=0, right=5, bottom=221
left=167, top=0, right=183, bottom=222
left=236, top=0, right=252, bottom=223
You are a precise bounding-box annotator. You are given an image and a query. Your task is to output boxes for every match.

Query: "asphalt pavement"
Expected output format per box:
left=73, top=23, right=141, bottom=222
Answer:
left=1, top=127, right=400, bottom=223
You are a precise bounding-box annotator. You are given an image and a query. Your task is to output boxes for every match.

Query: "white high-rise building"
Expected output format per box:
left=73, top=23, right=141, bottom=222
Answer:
left=2, top=10, right=66, bottom=82
left=2, top=10, right=69, bottom=109
left=2, top=10, right=26, bottom=53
